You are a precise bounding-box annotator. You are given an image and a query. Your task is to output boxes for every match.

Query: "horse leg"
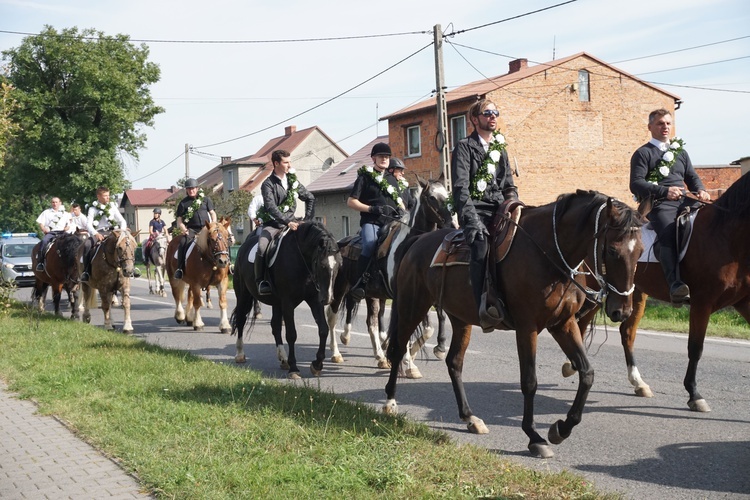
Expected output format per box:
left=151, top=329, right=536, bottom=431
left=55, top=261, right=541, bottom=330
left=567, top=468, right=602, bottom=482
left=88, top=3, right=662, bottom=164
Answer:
left=378, top=298, right=387, bottom=344
left=444, top=319, right=488, bottom=434
left=271, top=304, right=289, bottom=371
left=146, top=264, right=154, bottom=294
left=515, top=327, right=552, bottom=457
left=217, top=280, right=231, bottom=334
left=189, top=285, right=204, bottom=331
left=366, top=298, right=389, bottom=369
left=121, top=279, right=133, bottom=334
left=325, top=302, right=344, bottom=364
left=545, top=320, right=594, bottom=456
left=281, top=304, right=300, bottom=378
left=409, top=314, right=435, bottom=359
left=81, top=284, right=93, bottom=324
left=32, top=280, right=46, bottom=313
left=685, top=304, right=712, bottom=412
left=308, top=300, right=328, bottom=376
left=52, top=283, right=64, bottom=316
left=205, top=288, right=213, bottom=309
left=172, top=280, right=186, bottom=325
left=433, top=306, right=448, bottom=360
left=341, top=294, right=355, bottom=346
left=619, top=289, right=653, bottom=397
left=101, top=291, right=114, bottom=330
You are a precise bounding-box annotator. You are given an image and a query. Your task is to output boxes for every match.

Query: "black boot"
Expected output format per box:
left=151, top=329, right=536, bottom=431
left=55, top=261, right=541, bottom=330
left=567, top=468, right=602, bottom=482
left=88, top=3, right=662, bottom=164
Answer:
left=659, top=245, right=689, bottom=304
left=80, top=240, right=92, bottom=282
left=350, top=255, right=370, bottom=301
left=470, top=239, right=503, bottom=332
left=173, top=237, right=186, bottom=280
left=36, top=251, right=45, bottom=272
left=255, top=254, right=271, bottom=295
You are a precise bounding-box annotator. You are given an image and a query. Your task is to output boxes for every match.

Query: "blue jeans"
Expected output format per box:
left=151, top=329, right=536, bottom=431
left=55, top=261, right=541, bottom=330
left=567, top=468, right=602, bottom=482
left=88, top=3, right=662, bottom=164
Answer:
left=360, top=223, right=379, bottom=258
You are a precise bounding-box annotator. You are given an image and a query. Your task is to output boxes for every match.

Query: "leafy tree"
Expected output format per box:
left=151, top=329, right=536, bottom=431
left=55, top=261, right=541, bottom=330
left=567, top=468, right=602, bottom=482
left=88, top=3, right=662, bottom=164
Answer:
left=0, top=80, right=18, bottom=169
left=1, top=25, right=163, bottom=205
left=213, top=189, right=254, bottom=225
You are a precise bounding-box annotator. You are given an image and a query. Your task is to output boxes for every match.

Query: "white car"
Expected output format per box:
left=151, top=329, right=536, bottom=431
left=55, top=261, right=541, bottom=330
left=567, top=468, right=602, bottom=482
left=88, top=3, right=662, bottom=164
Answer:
left=1, top=233, right=41, bottom=287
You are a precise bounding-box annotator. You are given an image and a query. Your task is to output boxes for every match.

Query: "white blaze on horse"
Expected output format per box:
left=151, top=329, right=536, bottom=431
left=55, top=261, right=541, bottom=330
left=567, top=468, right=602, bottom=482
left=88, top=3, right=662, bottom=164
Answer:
left=166, top=220, right=232, bottom=333
left=145, top=234, right=169, bottom=297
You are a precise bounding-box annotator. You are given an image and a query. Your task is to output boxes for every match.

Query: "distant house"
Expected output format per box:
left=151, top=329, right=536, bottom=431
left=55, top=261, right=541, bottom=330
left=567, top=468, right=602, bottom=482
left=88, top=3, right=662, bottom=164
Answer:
left=382, top=52, right=688, bottom=206
left=182, top=125, right=348, bottom=243
left=307, top=136, right=389, bottom=241
left=121, top=187, right=178, bottom=244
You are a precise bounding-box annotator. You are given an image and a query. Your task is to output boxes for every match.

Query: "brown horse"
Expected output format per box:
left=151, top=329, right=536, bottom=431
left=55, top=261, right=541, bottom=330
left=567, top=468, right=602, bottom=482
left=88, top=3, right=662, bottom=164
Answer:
left=166, top=220, right=232, bottom=333
left=384, top=190, right=644, bottom=458
left=566, top=172, right=750, bottom=413
left=203, top=216, right=235, bottom=309
left=75, top=229, right=138, bottom=332
left=31, top=233, right=83, bottom=316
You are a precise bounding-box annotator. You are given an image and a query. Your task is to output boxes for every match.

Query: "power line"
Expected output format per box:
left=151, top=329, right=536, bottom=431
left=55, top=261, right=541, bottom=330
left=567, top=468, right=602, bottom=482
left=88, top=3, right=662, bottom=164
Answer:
left=646, top=81, right=750, bottom=94
left=445, top=0, right=578, bottom=36
left=130, top=150, right=184, bottom=183
left=611, top=35, right=750, bottom=64
left=635, top=55, right=750, bottom=76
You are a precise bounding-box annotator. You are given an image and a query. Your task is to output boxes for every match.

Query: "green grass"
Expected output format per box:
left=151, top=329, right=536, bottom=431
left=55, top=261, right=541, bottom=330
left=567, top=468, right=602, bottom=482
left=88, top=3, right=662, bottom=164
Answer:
left=0, top=301, right=611, bottom=499
left=635, top=299, right=750, bottom=340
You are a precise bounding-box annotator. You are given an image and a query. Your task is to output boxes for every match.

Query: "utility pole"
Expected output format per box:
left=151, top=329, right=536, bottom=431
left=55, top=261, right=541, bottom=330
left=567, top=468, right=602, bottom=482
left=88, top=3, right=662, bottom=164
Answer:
left=185, top=143, right=190, bottom=179
left=433, top=24, right=451, bottom=189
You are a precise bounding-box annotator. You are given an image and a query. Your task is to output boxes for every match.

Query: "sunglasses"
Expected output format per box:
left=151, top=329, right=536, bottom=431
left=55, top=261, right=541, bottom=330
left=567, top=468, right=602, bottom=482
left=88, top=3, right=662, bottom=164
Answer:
left=480, top=109, right=500, bottom=118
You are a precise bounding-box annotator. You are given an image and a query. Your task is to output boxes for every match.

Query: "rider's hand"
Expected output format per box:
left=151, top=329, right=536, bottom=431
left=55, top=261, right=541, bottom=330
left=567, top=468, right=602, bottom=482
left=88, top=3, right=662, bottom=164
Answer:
left=288, top=221, right=299, bottom=231
left=463, top=217, right=488, bottom=245
left=94, top=233, right=105, bottom=242
left=369, top=205, right=387, bottom=216
left=666, top=186, right=683, bottom=201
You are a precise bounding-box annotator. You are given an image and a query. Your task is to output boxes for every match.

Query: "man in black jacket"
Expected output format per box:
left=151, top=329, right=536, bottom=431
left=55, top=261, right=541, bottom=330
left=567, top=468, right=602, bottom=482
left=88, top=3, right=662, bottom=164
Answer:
left=173, top=177, right=216, bottom=280
left=630, top=108, right=710, bottom=303
left=451, top=98, right=518, bottom=332
left=255, top=149, right=315, bottom=295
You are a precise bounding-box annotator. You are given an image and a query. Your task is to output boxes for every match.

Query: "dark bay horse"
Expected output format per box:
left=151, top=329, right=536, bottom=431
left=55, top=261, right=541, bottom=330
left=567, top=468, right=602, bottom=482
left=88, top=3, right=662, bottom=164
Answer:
left=75, top=229, right=138, bottom=332
left=166, top=220, right=232, bottom=333
left=231, top=221, right=342, bottom=378
left=566, top=172, right=750, bottom=413
left=326, top=174, right=453, bottom=376
left=145, top=234, right=168, bottom=297
left=384, top=191, right=644, bottom=458
left=31, top=233, right=82, bottom=316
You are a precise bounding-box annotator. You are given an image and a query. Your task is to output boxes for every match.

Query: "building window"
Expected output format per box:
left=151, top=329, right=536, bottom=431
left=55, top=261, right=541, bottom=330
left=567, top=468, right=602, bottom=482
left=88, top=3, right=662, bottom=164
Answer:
left=578, top=70, right=590, bottom=102
left=450, top=115, right=467, bottom=149
left=224, top=169, right=235, bottom=191
left=342, top=215, right=350, bottom=237
left=406, top=125, right=421, bottom=157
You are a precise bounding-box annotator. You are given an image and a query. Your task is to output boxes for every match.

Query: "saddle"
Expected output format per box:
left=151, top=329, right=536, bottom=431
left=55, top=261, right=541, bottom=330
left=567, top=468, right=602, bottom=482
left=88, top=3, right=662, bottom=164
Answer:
left=638, top=199, right=702, bottom=263
left=338, top=222, right=403, bottom=298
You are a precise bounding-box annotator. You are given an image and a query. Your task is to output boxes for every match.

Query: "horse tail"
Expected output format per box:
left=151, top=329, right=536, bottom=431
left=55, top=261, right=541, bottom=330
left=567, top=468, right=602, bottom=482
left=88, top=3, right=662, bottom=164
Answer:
left=84, top=285, right=97, bottom=310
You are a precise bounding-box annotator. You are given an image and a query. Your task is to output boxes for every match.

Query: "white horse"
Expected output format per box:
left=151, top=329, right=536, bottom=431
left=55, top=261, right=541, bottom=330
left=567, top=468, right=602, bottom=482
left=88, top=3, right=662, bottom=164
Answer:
left=145, top=234, right=168, bottom=297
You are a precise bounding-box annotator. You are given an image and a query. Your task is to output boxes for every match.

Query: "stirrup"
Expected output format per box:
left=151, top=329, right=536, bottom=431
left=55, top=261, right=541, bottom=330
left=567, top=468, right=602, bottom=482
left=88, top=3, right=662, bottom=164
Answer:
left=669, top=282, right=690, bottom=304
left=36, top=263, right=45, bottom=272
left=80, top=272, right=90, bottom=282
left=174, top=269, right=184, bottom=280
left=350, top=286, right=366, bottom=301
left=257, top=280, right=272, bottom=295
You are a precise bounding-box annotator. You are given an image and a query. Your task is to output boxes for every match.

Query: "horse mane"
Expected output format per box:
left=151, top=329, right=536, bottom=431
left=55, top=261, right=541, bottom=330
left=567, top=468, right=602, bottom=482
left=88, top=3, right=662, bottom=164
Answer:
left=555, top=190, right=644, bottom=237
left=58, top=234, right=82, bottom=269
left=297, top=221, right=338, bottom=256
left=712, top=171, right=750, bottom=223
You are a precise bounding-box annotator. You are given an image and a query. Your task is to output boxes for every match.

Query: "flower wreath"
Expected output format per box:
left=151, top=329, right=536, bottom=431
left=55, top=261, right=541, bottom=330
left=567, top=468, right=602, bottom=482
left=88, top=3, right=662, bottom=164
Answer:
left=257, top=170, right=301, bottom=223
left=88, top=200, right=120, bottom=229
left=358, top=165, right=402, bottom=204
left=646, top=137, right=685, bottom=183
left=49, top=209, right=65, bottom=229
left=470, top=131, right=507, bottom=200
left=181, top=189, right=206, bottom=224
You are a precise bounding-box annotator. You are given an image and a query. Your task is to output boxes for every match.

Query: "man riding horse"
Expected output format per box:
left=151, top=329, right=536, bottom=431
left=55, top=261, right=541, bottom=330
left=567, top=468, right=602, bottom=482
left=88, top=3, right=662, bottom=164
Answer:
left=173, top=178, right=216, bottom=280
left=143, top=207, right=169, bottom=264
left=35, top=196, right=71, bottom=272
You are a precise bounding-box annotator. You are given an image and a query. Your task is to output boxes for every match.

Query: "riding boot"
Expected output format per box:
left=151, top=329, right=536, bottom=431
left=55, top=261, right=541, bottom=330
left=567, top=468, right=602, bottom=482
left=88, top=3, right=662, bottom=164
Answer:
left=471, top=240, right=503, bottom=333
left=173, top=237, right=186, bottom=280
left=80, top=240, right=93, bottom=282
left=350, top=255, right=370, bottom=301
left=255, top=254, right=272, bottom=295
left=659, top=245, right=690, bottom=304
left=36, top=249, right=45, bottom=272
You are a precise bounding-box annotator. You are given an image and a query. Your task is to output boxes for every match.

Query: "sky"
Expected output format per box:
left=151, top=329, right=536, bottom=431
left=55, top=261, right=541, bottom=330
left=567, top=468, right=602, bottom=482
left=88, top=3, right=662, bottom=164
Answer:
left=1, top=0, right=748, bottom=190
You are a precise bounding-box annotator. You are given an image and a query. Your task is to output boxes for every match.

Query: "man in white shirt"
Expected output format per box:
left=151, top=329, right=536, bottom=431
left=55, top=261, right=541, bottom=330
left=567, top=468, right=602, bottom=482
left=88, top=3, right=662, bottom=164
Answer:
left=35, top=196, right=71, bottom=271
left=247, top=194, right=264, bottom=235
left=67, top=203, right=89, bottom=236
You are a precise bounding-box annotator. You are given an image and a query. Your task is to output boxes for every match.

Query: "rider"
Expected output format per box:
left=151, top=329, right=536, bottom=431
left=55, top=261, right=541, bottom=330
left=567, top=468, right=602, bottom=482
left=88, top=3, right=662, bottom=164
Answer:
left=385, top=157, right=413, bottom=211
left=173, top=178, right=216, bottom=280
left=347, top=142, right=402, bottom=300
left=630, top=108, right=711, bottom=304
left=35, top=196, right=71, bottom=272
left=255, top=149, right=315, bottom=295
left=451, top=98, right=519, bottom=332
left=80, top=186, right=135, bottom=282
left=144, top=208, right=169, bottom=264
left=67, top=203, right=89, bottom=236
left=247, top=194, right=264, bottom=236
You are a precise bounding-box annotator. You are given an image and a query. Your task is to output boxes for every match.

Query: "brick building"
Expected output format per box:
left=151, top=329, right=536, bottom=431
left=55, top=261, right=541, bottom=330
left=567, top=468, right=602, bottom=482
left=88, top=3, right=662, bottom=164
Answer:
left=383, top=52, right=687, bottom=206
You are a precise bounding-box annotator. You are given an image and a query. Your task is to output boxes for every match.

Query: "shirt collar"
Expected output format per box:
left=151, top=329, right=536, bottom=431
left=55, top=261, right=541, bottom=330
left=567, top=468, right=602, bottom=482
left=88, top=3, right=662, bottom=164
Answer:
left=649, top=137, right=669, bottom=152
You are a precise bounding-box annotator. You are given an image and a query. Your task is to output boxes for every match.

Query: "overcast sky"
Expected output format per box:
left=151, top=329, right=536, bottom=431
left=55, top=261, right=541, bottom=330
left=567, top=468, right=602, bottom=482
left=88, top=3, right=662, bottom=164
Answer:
left=2, top=0, right=748, bottom=190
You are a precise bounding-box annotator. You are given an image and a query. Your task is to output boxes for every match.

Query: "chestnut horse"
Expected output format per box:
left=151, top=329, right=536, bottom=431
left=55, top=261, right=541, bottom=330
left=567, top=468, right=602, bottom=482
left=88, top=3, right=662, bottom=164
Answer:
left=145, top=234, right=168, bottom=297
left=166, top=220, right=232, bottom=333
left=31, top=233, right=83, bottom=316
left=384, top=191, right=644, bottom=458
left=326, top=175, right=453, bottom=376
left=566, top=172, right=750, bottom=413
left=75, top=229, right=138, bottom=332
left=231, top=221, right=342, bottom=378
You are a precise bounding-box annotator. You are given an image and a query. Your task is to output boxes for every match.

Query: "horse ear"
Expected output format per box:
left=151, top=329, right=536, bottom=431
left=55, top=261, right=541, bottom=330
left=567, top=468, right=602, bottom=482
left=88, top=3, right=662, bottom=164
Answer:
left=437, top=172, right=445, bottom=185
left=416, top=173, right=427, bottom=188
left=222, top=217, right=231, bottom=228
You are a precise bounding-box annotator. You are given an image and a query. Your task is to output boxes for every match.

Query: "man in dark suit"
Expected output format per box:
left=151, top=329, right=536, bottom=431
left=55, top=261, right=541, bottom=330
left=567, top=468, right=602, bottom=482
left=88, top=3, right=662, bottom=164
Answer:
left=630, top=108, right=710, bottom=304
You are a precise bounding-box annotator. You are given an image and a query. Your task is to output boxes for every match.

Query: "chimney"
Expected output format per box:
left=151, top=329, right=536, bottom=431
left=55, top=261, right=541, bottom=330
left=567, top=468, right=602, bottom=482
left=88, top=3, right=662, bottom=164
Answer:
left=285, top=125, right=296, bottom=136
left=508, top=58, right=528, bottom=74
left=221, top=156, right=232, bottom=165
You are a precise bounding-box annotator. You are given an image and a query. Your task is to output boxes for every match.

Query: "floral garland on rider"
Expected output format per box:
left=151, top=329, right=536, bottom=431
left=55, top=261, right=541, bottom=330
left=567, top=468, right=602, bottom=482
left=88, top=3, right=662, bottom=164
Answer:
left=87, top=200, right=122, bottom=230
left=359, top=165, right=406, bottom=210
left=645, top=137, right=685, bottom=183
left=257, top=169, right=300, bottom=224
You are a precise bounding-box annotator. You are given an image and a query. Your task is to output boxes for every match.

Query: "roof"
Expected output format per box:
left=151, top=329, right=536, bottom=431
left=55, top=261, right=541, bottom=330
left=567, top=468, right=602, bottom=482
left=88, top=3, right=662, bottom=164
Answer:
left=307, top=136, right=389, bottom=194
left=383, top=52, right=682, bottom=120
left=122, top=188, right=176, bottom=207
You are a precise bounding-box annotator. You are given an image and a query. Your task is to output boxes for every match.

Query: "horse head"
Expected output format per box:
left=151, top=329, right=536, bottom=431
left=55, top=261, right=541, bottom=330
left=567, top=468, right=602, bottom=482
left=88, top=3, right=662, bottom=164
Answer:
left=197, top=221, right=231, bottom=270
left=218, top=216, right=236, bottom=246
left=298, top=222, right=342, bottom=305
left=415, top=173, right=455, bottom=232
left=112, top=229, right=138, bottom=278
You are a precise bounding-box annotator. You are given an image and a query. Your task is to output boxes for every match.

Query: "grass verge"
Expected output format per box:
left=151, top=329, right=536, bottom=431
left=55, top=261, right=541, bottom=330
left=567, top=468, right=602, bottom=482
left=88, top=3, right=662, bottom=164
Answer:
left=0, top=302, right=612, bottom=499
left=629, top=300, right=750, bottom=340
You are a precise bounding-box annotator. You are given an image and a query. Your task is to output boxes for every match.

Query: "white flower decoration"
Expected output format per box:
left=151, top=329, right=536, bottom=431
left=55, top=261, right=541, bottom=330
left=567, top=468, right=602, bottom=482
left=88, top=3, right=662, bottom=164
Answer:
left=662, top=151, right=674, bottom=163
left=659, top=166, right=670, bottom=177
left=375, top=174, right=384, bottom=183
left=92, top=220, right=99, bottom=227
left=386, top=185, right=395, bottom=194
left=489, top=150, right=501, bottom=162
left=486, top=163, right=496, bottom=176
left=476, top=179, right=488, bottom=193
left=364, top=166, right=374, bottom=173
left=494, top=133, right=505, bottom=145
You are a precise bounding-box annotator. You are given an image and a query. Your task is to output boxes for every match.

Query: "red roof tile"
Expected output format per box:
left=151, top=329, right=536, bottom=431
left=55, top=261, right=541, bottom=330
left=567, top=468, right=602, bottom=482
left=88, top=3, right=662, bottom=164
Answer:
left=122, top=188, right=176, bottom=207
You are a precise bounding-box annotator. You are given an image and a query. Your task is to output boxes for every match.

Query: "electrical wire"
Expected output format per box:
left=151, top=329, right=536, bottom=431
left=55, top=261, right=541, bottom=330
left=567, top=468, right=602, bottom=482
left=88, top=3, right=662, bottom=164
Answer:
left=130, top=150, right=184, bottom=183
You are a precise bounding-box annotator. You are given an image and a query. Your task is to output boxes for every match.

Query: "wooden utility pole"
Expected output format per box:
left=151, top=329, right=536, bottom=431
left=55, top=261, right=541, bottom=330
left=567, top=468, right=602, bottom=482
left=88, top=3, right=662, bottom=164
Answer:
left=433, top=24, right=451, bottom=189
left=185, top=143, right=190, bottom=179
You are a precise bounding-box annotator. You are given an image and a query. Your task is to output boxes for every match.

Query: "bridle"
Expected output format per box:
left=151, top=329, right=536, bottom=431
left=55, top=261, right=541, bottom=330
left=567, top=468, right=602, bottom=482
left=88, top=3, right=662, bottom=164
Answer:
left=205, top=225, right=230, bottom=268
left=102, top=232, right=136, bottom=274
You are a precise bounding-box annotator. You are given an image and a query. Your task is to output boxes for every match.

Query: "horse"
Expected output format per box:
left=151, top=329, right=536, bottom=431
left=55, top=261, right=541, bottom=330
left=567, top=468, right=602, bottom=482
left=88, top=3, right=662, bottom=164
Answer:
left=74, top=229, right=139, bottom=332
left=326, top=174, right=454, bottom=376
left=203, top=216, right=235, bottom=309
left=231, top=221, right=342, bottom=378
left=31, top=233, right=83, bottom=316
left=166, top=220, right=232, bottom=333
left=383, top=190, right=644, bottom=458
left=563, top=172, right=750, bottom=413
left=145, top=234, right=168, bottom=297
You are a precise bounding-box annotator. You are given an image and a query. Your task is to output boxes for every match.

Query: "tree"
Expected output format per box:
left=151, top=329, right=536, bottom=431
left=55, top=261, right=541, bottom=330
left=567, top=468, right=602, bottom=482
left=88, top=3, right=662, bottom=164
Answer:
left=2, top=26, right=163, bottom=205
left=0, top=79, right=18, bottom=170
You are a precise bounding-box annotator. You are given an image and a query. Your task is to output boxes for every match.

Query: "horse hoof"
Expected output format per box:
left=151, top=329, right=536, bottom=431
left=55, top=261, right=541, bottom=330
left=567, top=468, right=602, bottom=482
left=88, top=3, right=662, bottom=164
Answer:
left=235, top=355, right=246, bottom=364
left=331, top=354, right=344, bottom=364
left=193, top=325, right=204, bottom=332
left=635, top=386, right=654, bottom=398
left=688, top=398, right=711, bottom=412
left=383, top=400, right=398, bottom=415
left=433, top=346, right=447, bottom=360
left=465, top=416, right=489, bottom=434
left=123, top=328, right=133, bottom=334
left=548, top=420, right=567, bottom=445
left=220, top=328, right=231, bottom=334
left=186, top=320, right=193, bottom=327
left=528, top=442, right=554, bottom=458
left=405, top=367, right=422, bottom=379
left=288, top=372, right=302, bottom=380
left=340, top=333, right=350, bottom=346
left=561, top=361, right=576, bottom=378
left=377, top=358, right=390, bottom=370
left=310, top=363, right=322, bottom=377
left=280, top=361, right=290, bottom=370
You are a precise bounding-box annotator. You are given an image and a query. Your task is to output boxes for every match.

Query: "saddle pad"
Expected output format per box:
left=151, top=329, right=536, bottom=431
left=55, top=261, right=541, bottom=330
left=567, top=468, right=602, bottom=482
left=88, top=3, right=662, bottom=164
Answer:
left=430, top=230, right=470, bottom=267
left=173, top=239, right=197, bottom=260
left=639, top=212, right=696, bottom=263
left=245, top=228, right=289, bottom=266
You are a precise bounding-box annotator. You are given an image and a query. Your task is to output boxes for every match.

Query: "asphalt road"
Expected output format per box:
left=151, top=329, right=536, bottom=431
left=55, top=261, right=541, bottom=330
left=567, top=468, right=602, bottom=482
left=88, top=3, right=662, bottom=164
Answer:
left=18, top=279, right=750, bottom=499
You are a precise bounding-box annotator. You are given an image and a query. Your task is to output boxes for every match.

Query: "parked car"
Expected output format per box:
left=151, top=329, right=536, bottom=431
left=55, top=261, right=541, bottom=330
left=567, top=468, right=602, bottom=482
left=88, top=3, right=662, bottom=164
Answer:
left=1, top=232, right=40, bottom=287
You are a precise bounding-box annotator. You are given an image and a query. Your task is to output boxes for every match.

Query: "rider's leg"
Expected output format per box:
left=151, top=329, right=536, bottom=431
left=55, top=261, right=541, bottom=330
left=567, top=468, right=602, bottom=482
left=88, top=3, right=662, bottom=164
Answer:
left=173, top=235, right=188, bottom=280
left=80, top=238, right=94, bottom=282
left=255, top=228, right=272, bottom=295
left=350, top=223, right=378, bottom=300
